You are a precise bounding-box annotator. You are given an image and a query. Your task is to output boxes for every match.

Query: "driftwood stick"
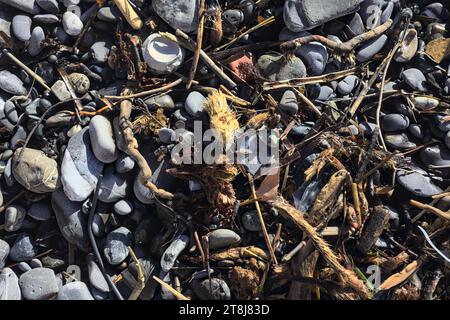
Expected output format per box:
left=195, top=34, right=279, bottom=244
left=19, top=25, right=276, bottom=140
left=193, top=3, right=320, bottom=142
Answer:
left=186, top=0, right=205, bottom=89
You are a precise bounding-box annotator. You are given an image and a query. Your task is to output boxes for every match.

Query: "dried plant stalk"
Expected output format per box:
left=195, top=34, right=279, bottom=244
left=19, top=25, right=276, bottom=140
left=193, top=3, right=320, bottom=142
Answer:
left=378, top=260, right=421, bottom=291
left=127, top=246, right=145, bottom=300
left=273, top=196, right=371, bottom=299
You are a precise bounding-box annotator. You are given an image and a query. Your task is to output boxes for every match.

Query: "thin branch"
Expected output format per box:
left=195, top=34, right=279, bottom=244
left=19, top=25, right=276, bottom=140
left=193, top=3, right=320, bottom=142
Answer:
left=186, top=0, right=205, bottom=89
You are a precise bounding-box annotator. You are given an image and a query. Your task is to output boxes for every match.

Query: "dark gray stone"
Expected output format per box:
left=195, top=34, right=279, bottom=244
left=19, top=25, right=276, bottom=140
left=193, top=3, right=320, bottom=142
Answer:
left=103, top=227, right=133, bottom=265
left=278, top=90, right=298, bottom=115
left=402, top=68, right=427, bottom=92
left=28, top=202, right=52, bottom=221
left=98, top=167, right=129, bottom=203
left=36, top=0, right=59, bottom=14
left=356, top=34, right=387, bottom=62
left=208, top=229, right=241, bottom=250
left=420, top=144, right=450, bottom=168
left=381, top=113, right=410, bottom=132
left=0, top=0, right=40, bottom=14
left=4, top=205, right=26, bottom=232
left=192, top=278, right=231, bottom=300
left=160, top=235, right=189, bottom=272
left=87, top=254, right=110, bottom=293
left=242, top=210, right=261, bottom=232
left=9, top=233, right=38, bottom=262
left=397, top=166, right=443, bottom=197
left=337, top=75, right=359, bottom=95
left=257, top=53, right=306, bottom=81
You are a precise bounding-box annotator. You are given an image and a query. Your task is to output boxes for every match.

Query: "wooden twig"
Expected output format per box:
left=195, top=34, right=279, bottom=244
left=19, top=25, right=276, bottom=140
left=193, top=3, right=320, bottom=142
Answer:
left=194, top=231, right=206, bottom=269
left=410, top=200, right=450, bottom=221
left=113, top=0, right=143, bottom=30
left=103, top=78, right=183, bottom=100
left=127, top=246, right=145, bottom=300
left=56, top=66, right=82, bottom=122
left=202, top=236, right=213, bottom=299
left=152, top=275, right=190, bottom=300
left=186, top=0, right=205, bottom=89
left=247, top=173, right=278, bottom=264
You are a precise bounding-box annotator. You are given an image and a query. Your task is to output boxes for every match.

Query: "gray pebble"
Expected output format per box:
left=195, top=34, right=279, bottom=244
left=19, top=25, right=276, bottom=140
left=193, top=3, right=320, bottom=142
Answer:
left=402, top=68, right=427, bottom=92
left=36, top=0, right=59, bottom=14
left=420, top=144, right=450, bottom=168
left=0, top=0, right=40, bottom=14
left=28, top=202, right=53, bottom=221
left=445, top=131, right=450, bottom=150
left=98, top=167, right=129, bottom=203
left=184, top=91, right=206, bottom=118
left=97, top=6, right=120, bottom=22
left=242, top=210, right=262, bottom=232
left=397, top=166, right=443, bottom=197
left=30, top=258, right=43, bottom=268
left=28, top=26, right=45, bottom=56
left=0, top=70, right=27, bottom=95
left=278, top=90, right=298, bottom=115
left=57, top=281, right=94, bottom=300
left=62, top=11, right=83, bottom=36
left=66, top=5, right=81, bottom=17
left=144, top=94, right=175, bottom=111
left=91, top=213, right=105, bottom=237
left=317, top=85, right=334, bottom=100
left=9, top=233, right=38, bottom=262
left=348, top=13, right=365, bottom=35
left=152, top=0, right=199, bottom=33
left=89, top=41, right=110, bottom=64
left=113, top=199, right=133, bottom=216
left=0, top=268, right=21, bottom=300
left=160, top=235, right=189, bottom=272
left=408, top=124, right=424, bottom=140
left=295, top=39, right=328, bottom=75
left=89, top=115, right=119, bottom=164
left=18, top=261, right=32, bottom=272
left=4, top=100, right=18, bottom=124
left=115, top=153, right=135, bottom=173
left=5, top=205, right=26, bottom=232
left=384, top=133, right=416, bottom=150
left=159, top=127, right=176, bottom=144
left=103, top=227, right=133, bottom=265
left=381, top=113, right=410, bottom=132
left=12, top=15, right=32, bottom=41
left=192, top=278, right=231, bottom=300
left=337, top=75, right=359, bottom=95
left=356, top=34, right=387, bottom=62
left=257, top=53, right=306, bottom=81
left=19, top=268, right=59, bottom=300
left=87, top=254, right=110, bottom=293
left=208, top=229, right=241, bottom=250
left=0, top=239, right=10, bottom=269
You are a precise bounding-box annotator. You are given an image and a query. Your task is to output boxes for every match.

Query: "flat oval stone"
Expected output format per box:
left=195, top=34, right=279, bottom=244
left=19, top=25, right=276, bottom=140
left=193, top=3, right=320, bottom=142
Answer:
left=420, top=144, right=450, bottom=168
left=12, top=148, right=60, bottom=194
left=159, top=127, right=175, bottom=144
left=18, top=261, right=32, bottom=272
left=402, top=68, right=427, bottom=92
left=409, top=124, right=424, bottom=140
left=278, top=90, right=298, bottom=115
left=62, top=11, right=83, bottom=36
left=5, top=205, right=27, bottom=232
left=356, top=34, right=387, bottom=62
left=381, top=113, right=410, bottom=132
left=28, top=26, right=45, bottom=56
left=36, top=0, right=59, bottom=14
left=115, top=153, right=135, bottom=173
left=242, top=210, right=261, bottom=232
left=152, top=0, right=199, bottom=33
left=384, top=133, right=416, bottom=150
left=30, top=258, right=43, bottom=268
left=87, top=254, right=110, bottom=293
left=397, top=166, right=442, bottom=197
left=207, top=229, right=241, bottom=250
left=337, top=75, right=359, bottom=95
left=142, top=33, right=185, bottom=74
left=184, top=91, right=206, bottom=118
left=98, top=168, right=129, bottom=203
left=295, top=41, right=328, bottom=76
left=103, top=227, right=133, bottom=265
left=160, top=234, right=189, bottom=272
left=113, top=199, right=133, bottom=216
left=0, top=268, right=21, bottom=300
left=192, top=278, right=231, bottom=300
left=9, top=233, right=38, bottom=262
left=91, top=213, right=105, bottom=237
left=61, top=127, right=104, bottom=201
left=51, top=189, right=90, bottom=251
left=0, top=70, right=27, bottom=95
left=28, top=202, right=52, bottom=221
left=412, top=96, right=439, bottom=111
left=19, top=268, right=59, bottom=300
left=0, top=239, right=10, bottom=269
left=57, top=281, right=94, bottom=300
left=33, top=13, right=59, bottom=24
left=317, top=85, right=334, bottom=100
left=348, top=13, right=365, bottom=35
left=89, top=115, right=119, bottom=163
left=68, top=72, right=90, bottom=95
left=12, top=15, right=32, bottom=41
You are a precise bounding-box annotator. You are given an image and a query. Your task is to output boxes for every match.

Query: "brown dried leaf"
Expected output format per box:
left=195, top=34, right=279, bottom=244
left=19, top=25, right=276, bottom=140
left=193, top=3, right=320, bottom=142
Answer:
left=425, top=38, right=450, bottom=63
left=255, top=167, right=280, bottom=201
left=378, top=260, right=421, bottom=291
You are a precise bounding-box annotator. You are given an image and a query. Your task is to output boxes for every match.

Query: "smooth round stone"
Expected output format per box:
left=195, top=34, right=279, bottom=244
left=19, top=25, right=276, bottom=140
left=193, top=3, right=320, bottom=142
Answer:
left=114, top=200, right=133, bottom=216
left=18, top=261, right=32, bottom=272
left=10, top=233, right=37, bottom=262
left=381, top=113, right=410, bottom=132
left=152, top=0, right=199, bottom=33
left=0, top=268, right=21, bottom=300
left=241, top=210, right=261, bottom=232
left=0, top=70, right=27, bottom=95
left=142, top=33, right=185, bottom=75
left=61, top=127, right=104, bottom=201
left=19, top=268, right=59, bottom=300
left=12, top=148, right=60, bottom=194
left=394, top=29, right=418, bottom=63
left=115, top=153, right=135, bottom=173
left=420, top=144, right=450, bottom=168
left=28, top=202, right=52, bottom=221
left=28, top=26, right=45, bottom=56
left=192, top=278, right=231, bottom=300
left=5, top=205, right=26, bottom=232
left=397, top=166, right=442, bottom=197
left=0, top=239, right=10, bottom=269
left=98, top=169, right=129, bottom=203
left=90, top=41, right=111, bottom=64
left=12, top=15, right=31, bottom=42
left=89, top=115, right=119, bottom=163
left=402, top=68, right=427, bottom=92
left=257, top=53, right=306, bottom=81
left=223, top=9, right=244, bottom=31
left=87, top=254, right=110, bottom=293
left=91, top=213, right=105, bottom=237
left=4, top=100, right=18, bottom=124
left=36, top=0, right=59, bottom=13
left=409, top=124, right=424, bottom=140
left=348, top=13, right=365, bottom=35
left=103, top=227, right=133, bottom=265
left=412, top=96, right=439, bottom=111
left=445, top=131, right=450, bottom=150
left=57, top=281, right=93, bottom=300
left=30, top=258, right=43, bottom=268
left=296, top=41, right=328, bottom=76
left=51, top=189, right=90, bottom=251
left=337, top=75, right=359, bottom=95
left=317, top=85, right=334, bottom=100
left=356, top=34, right=387, bottom=62
left=384, top=133, right=416, bottom=150
left=159, top=127, right=175, bottom=144
left=68, top=72, right=90, bottom=95
left=97, top=6, right=119, bottom=22
left=160, top=234, right=189, bottom=272
left=184, top=91, right=206, bottom=118
left=278, top=90, right=298, bottom=115
left=62, top=11, right=83, bottom=36
left=208, top=229, right=241, bottom=250
left=144, top=94, right=175, bottom=111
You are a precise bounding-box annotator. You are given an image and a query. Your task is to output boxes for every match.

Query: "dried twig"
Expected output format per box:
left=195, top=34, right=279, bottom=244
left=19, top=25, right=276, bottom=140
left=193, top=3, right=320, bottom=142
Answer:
left=127, top=246, right=145, bottom=300
left=186, top=0, right=205, bottom=89
left=152, top=275, right=190, bottom=300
